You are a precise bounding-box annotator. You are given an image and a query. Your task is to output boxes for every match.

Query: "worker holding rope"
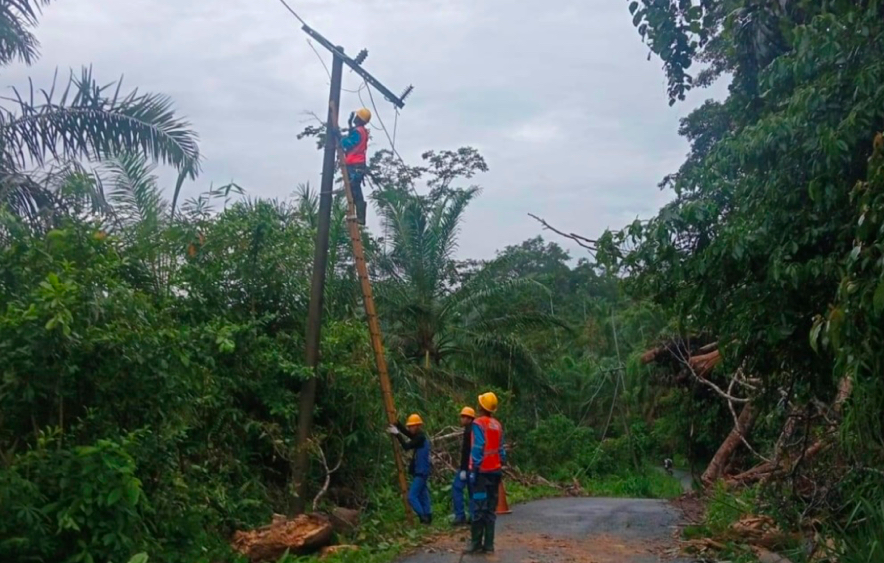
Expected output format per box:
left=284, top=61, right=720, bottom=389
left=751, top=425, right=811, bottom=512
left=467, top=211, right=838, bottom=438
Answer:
left=341, top=107, right=372, bottom=225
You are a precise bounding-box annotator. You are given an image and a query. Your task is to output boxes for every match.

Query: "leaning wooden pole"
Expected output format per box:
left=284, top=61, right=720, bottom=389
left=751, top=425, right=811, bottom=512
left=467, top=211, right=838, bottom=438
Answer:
left=330, top=102, right=412, bottom=523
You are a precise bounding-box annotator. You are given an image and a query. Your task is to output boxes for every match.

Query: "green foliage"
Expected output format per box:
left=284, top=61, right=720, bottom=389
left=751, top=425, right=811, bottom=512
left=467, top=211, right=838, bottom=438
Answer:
left=0, top=6, right=739, bottom=563
left=605, top=1, right=884, bottom=557
left=520, top=414, right=599, bottom=480
left=0, top=433, right=147, bottom=563
left=585, top=470, right=683, bottom=500
left=837, top=499, right=884, bottom=563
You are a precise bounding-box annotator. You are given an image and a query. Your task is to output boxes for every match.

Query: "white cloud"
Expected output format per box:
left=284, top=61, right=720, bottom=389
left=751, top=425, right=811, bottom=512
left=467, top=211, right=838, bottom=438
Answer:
left=5, top=0, right=727, bottom=259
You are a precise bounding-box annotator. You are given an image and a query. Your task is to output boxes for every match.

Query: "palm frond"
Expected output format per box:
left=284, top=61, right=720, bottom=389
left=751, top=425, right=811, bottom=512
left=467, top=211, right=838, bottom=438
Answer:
left=469, top=311, right=571, bottom=335
left=441, top=276, right=549, bottom=319
left=0, top=67, right=200, bottom=174
left=432, top=186, right=479, bottom=265
left=0, top=0, right=51, bottom=66
left=452, top=329, right=548, bottom=390
left=103, top=152, right=166, bottom=227
left=293, top=182, right=319, bottom=227
left=0, top=168, right=50, bottom=220
left=169, top=159, right=196, bottom=220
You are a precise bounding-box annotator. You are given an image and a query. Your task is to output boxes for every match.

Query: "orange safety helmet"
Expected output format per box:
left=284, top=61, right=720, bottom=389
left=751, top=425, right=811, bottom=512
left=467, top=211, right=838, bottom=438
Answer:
left=478, top=392, right=498, bottom=413
left=354, top=108, right=372, bottom=123
left=460, top=406, right=476, bottom=418
left=406, top=413, right=423, bottom=427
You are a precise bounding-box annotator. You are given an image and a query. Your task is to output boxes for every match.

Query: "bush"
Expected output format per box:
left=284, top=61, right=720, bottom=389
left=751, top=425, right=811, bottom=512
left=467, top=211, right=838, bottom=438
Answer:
left=0, top=433, right=148, bottom=563
left=520, top=414, right=599, bottom=480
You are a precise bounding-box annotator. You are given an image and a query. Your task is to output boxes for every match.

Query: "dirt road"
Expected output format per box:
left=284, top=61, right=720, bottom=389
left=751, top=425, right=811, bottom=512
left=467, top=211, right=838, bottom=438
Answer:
left=397, top=497, right=692, bottom=563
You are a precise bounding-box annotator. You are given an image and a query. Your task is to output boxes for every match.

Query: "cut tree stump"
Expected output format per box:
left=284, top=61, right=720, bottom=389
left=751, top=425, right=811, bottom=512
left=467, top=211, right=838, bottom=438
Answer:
left=232, top=514, right=334, bottom=562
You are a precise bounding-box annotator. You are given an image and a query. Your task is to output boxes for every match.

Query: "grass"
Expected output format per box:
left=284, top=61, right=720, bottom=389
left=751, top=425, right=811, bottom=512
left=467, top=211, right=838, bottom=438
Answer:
left=583, top=468, right=685, bottom=499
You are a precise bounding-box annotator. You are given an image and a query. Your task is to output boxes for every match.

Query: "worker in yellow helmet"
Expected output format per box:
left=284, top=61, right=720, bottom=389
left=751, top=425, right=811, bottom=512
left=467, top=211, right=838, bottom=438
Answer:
left=387, top=413, right=433, bottom=524
left=341, top=108, right=372, bottom=225
left=465, top=392, right=506, bottom=554
left=452, top=406, right=476, bottom=526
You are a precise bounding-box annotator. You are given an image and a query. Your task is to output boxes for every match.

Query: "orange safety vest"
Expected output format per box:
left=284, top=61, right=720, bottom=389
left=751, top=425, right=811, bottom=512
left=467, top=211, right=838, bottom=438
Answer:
left=344, top=126, right=369, bottom=166
left=469, top=416, right=503, bottom=472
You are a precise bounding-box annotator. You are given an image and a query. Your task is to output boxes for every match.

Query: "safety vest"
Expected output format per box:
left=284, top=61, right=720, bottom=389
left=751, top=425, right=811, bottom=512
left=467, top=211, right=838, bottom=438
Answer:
left=344, top=126, right=368, bottom=166
left=470, top=416, right=503, bottom=472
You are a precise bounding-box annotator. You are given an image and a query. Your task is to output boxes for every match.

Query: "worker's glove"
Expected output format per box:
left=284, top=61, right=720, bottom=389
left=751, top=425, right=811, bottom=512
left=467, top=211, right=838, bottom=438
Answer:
left=386, top=425, right=400, bottom=435
left=468, top=472, right=477, bottom=485
left=459, top=470, right=467, bottom=481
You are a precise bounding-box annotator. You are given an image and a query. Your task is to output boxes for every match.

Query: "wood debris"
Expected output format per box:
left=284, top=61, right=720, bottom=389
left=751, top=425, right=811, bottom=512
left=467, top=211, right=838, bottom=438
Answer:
left=231, top=513, right=334, bottom=562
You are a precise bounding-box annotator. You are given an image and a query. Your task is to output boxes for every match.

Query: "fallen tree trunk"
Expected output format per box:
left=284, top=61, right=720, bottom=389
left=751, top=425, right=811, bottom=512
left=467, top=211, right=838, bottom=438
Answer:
left=689, top=349, right=722, bottom=379
left=232, top=514, right=334, bottom=562
left=729, top=376, right=853, bottom=486
left=702, top=403, right=757, bottom=486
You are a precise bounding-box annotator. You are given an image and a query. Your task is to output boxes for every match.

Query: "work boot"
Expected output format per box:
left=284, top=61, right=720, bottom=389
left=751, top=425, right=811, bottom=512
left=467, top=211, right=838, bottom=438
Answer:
left=463, top=522, right=484, bottom=554
left=452, top=516, right=468, bottom=527
left=355, top=200, right=367, bottom=225
left=419, top=515, right=431, bottom=525
left=482, top=522, right=495, bottom=553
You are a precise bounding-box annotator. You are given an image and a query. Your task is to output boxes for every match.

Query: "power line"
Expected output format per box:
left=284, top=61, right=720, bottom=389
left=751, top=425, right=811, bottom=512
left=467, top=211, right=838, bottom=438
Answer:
left=307, top=38, right=331, bottom=80
left=363, top=81, right=422, bottom=199
left=356, top=84, right=385, bottom=131
left=275, top=0, right=307, bottom=25
left=364, top=82, right=406, bottom=171
left=392, top=108, right=399, bottom=149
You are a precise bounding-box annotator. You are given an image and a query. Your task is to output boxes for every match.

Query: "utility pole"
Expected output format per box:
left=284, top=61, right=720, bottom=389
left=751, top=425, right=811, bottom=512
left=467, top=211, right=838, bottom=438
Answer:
left=293, top=48, right=344, bottom=514
left=291, top=22, right=413, bottom=516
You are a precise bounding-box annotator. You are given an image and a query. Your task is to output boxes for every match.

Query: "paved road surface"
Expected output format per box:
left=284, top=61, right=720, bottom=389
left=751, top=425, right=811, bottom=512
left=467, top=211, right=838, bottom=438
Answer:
left=398, top=497, right=693, bottom=563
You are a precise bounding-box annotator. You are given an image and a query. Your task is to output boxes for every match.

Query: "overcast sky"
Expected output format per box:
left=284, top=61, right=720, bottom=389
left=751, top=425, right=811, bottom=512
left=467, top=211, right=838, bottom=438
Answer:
left=9, top=0, right=725, bottom=260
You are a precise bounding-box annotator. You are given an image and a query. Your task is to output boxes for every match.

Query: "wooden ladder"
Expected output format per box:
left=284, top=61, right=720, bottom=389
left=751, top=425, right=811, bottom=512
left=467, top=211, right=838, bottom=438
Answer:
left=330, top=104, right=412, bottom=523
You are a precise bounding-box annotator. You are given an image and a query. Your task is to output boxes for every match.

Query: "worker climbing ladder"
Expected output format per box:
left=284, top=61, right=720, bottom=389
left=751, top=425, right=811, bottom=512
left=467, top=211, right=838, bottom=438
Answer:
left=329, top=102, right=413, bottom=522
left=286, top=12, right=414, bottom=520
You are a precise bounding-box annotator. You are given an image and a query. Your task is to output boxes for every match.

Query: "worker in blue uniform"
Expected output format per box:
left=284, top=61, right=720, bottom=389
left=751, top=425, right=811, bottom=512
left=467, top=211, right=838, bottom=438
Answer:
left=388, top=413, right=433, bottom=524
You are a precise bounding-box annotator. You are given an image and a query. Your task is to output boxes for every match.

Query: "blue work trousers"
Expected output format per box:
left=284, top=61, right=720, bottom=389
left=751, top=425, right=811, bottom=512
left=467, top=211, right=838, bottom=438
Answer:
left=452, top=472, right=475, bottom=521
left=408, top=475, right=432, bottom=517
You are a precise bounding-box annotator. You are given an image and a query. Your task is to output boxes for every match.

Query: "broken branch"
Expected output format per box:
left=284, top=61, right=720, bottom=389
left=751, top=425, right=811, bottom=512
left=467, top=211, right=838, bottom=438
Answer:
left=528, top=214, right=598, bottom=251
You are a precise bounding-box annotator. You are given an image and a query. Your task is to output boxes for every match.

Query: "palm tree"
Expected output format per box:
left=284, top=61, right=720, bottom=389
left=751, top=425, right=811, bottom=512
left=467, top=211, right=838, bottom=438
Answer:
left=0, top=1, right=199, bottom=221
left=373, top=187, right=561, bottom=391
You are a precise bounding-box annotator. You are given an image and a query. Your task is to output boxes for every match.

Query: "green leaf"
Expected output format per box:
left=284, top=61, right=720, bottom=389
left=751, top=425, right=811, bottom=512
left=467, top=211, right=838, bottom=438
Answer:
left=810, top=319, right=823, bottom=353
left=126, top=554, right=149, bottom=563
left=125, top=479, right=141, bottom=506
left=629, top=1, right=639, bottom=15
left=874, top=279, right=884, bottom=314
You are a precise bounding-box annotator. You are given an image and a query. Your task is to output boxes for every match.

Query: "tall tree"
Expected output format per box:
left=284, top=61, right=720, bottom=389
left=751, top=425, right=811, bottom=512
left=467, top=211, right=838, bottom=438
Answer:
left=599, top=0, right=884, bottom=549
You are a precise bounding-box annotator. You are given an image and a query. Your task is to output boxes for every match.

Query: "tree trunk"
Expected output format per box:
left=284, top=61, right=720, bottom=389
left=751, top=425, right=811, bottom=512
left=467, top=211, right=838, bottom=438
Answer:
left=232, top=514, right=334, bottom=562
left=702, top=403, right=757, bottom=486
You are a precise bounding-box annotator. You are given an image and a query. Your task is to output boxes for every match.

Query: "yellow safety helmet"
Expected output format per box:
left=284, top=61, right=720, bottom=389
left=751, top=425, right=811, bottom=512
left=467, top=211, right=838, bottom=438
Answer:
left=478, top=392, right=498, bottom=413
left=460, top=407, right=476, bottom=418
left=355, top=108, right=372, bottom=123
left=406, top=413, right=423, bottom=427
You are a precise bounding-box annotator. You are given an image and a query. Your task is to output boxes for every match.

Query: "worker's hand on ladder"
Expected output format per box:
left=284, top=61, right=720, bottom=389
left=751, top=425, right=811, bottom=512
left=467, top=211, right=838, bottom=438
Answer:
left=386, top=425, right=400, bottom=435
